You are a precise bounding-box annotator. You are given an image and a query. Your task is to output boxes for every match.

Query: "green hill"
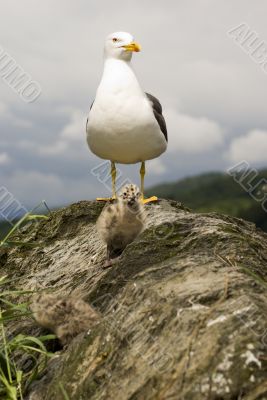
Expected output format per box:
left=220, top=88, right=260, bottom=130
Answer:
left=146, top=169, right=267, bottom=232
left=0, top=221, right=13, bottom=240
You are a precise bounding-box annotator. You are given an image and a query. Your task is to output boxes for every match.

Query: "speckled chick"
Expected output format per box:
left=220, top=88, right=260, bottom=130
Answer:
left=30, top=293, right=100, bottom=345
left=96, top=184, right=146, bottom=267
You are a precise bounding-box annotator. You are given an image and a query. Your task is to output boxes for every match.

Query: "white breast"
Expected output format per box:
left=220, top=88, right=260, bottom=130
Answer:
left=86, top=59, right=167, bottom=164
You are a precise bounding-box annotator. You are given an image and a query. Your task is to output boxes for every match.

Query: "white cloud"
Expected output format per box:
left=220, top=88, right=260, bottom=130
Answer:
left=38, top=141, right=67, bottom=156
left=227, top=129, right=267, bottom=163
left=16, top=138, right=67, bottom=156
left=147, top=159, right=166, bottom=175
left=12, top=118, right=33, bottom=129
left=0, top=102, right=32, bottom=128
left=165, top=109, right=223, bottom=153
left=16, top=140, right=36, bottom=150
left=0, top=152, right=11, bottom=165
left=61, top=110, right=86, bottom=142
left=40, top=109, right=86, bottom=155
left=0, top=102, right=8, bottom=117
left=16, top=108, right=87, bottom=156
left=1, top=169, right=99, bottom=207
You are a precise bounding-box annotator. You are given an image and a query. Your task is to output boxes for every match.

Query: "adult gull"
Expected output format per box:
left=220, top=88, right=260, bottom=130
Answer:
left=86, top=31, right=168, bottom=203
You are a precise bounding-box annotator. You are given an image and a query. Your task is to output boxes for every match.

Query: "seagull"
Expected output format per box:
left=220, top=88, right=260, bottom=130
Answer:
left=86, top=31, right=168, bottom=203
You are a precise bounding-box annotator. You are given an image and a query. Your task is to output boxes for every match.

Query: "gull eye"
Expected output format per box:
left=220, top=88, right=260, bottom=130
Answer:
left=112, top=38, right=118, bottom=43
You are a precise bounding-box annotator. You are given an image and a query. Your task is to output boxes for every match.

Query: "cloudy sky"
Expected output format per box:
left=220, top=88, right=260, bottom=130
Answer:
left=0, top=0, right=267, bottom=210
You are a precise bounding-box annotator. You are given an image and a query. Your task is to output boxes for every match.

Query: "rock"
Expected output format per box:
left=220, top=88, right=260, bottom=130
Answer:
left=1, top=199, right=267, bottom=400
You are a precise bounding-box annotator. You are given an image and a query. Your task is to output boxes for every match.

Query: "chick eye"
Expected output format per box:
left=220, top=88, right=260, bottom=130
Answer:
left=112, top=38, right=118, bottom=42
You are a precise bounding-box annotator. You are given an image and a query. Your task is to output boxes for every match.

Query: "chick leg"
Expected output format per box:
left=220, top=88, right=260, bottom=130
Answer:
left=103, top=246, right=113, bottom=268
left=103, top=244, right=121, bottom=269
left=140, top=161, right=158, bottom=204
left=97, top=161, right=117, bottom=201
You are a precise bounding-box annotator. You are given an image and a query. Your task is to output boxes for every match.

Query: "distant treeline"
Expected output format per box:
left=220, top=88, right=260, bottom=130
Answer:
left=0, top=221, right=13, bottom=240
left=146, top=169, right=267, bottom=233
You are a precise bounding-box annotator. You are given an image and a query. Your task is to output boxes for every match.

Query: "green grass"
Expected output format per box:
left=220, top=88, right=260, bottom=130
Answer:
left=0, top=202, right=49, bottom=247
left=0, top=276, right=56, bottom=399
left=0, top=207, right=55, bottom=399
left=0, top=201, right=51, bottom=241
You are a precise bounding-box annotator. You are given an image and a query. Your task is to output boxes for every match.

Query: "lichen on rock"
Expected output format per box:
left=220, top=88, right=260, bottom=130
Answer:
left=0, top=199, right=267, bottom=400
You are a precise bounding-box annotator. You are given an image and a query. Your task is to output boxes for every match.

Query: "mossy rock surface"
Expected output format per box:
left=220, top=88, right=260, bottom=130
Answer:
left=1, top=199, right=267, bottom=400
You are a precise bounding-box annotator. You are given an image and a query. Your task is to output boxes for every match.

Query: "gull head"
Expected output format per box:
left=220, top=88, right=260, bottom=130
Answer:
left=104, top=31, right=141, bottom=61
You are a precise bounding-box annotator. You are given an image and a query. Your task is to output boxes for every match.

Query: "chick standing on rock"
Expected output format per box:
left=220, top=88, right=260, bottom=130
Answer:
left=30, top=293, right=100, bottom=345
left=96, top=184, right=146, bottom=267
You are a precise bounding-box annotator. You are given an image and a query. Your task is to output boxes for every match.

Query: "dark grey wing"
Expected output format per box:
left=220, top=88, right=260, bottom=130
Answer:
left=86, top=101, right=95, bottom=131
left=145, top=93, right=168, bottom=142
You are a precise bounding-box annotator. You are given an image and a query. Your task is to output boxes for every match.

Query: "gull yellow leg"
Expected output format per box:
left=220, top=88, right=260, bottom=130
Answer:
left=97, top=161, right=117, bottom=202
left=111, top=161, right=117, bottom=199
left=140, top=161, right=145, bottom=198
left=140, top=161, right=158, bottom=204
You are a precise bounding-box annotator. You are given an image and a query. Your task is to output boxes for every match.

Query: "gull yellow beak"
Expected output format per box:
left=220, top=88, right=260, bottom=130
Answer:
left=122, top=42, right=141, bottom=52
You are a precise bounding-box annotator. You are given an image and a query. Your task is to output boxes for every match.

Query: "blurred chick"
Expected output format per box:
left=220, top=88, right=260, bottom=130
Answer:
left=96, top=184, right=146, bottom=267
left=30, top=293, right=100, bottom=345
